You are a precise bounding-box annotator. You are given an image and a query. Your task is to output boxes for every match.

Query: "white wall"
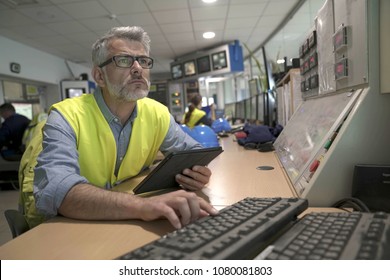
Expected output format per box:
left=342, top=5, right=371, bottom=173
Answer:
left=0, top=35, right=91, bottom=86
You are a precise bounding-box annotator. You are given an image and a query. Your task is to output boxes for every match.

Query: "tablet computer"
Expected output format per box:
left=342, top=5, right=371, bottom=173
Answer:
left=133, top=146, right=223, bottom=195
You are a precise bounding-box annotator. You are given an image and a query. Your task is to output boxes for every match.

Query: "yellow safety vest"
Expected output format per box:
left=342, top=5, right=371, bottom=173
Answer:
left=18, top=120, right=46, bottom=228
left=184, top=108, right=206, bottom=128
left=19, top=94, right=170, bottom=228
left=53, top=94, right=170, bottom=187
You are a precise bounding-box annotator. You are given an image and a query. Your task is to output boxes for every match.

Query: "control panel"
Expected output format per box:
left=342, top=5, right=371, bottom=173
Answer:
left=168, top=83, right=184, bottom=118
left=299, top=29, right=319, bottom=98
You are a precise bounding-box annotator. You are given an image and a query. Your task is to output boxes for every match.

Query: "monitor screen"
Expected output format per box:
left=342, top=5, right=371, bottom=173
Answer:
left=184, top=60, right=196, bottom=77
left=171, top=64, right=183, bottom=79
left=212, top=51, right=228, bottom=70
left=196, top=56, right=211, bottom=74
left=66, top=88, right=85, bottom=98
left=12, top=103, right=33, bottom=120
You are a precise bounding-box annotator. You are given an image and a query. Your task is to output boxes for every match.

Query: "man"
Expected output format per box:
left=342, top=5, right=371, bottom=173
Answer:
left=29, top=26, right=218, bottom=230
left=0, top=103, right=30, bottom=160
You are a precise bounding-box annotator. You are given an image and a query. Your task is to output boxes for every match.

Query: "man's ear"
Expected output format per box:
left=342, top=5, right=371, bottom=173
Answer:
left=92, top=66, right=106, bottom=87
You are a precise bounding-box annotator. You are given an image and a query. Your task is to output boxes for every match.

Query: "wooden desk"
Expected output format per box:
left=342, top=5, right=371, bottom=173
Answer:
left=0, top=135, right=298, bottom=260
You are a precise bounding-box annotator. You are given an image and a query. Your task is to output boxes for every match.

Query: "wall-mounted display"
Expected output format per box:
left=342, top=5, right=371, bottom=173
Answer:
left=169, top=41, right=244, bottom=81
left=212, top=51, right=227, bottom=70
left=184, top=60, right=196, bottom=77
left=66, top=88, right=85, bottom=98
left=196, top=55, right=211, bottom=74
left=171, top=64, right=183, bottom=79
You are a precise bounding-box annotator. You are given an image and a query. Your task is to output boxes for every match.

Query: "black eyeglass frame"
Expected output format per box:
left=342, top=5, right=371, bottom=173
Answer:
left=98, top=55, right=154, bottom=69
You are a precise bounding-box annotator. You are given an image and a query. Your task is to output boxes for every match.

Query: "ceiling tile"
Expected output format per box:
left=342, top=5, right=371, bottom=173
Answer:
left=57, top=0, right=108, bottom=19
left=159, top=22, right=193, bottom=34
left=116, top=12, right=157, bottom=26
left=0, top=10, right=36, bottom=26
left=228, top=3, right=267, bottom=18
left=0, top=0, right=312, bottom=75
left=191, top=6, right=228, bottom=21
left=263, top=0, right=297, bottom=16
left=152, top=9, right=191, bottom=24
left=165, top=32, right=195, bottom=42
left=98, top=0, right=148, bottom=15
left=46, top=20, right=90, bottom=34
left=145, top=0, right=188, bottom=11
left=79, top=17, right=122, bottom=31
left=226, top=17, right=259, bottom=29
left=193, top=19, right=225, bottom=31
left=18, top=5, right=72, bottom=23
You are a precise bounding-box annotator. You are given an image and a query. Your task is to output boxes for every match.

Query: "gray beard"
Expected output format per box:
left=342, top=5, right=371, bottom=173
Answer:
left=106, top=81, right=149, bottom=102
left=104, top=71, right=150, bottom=101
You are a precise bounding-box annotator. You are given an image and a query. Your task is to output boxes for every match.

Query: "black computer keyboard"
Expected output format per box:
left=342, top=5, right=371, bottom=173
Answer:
left=258, top=212, right=390, bottom=260
left=117, top=197, right=308, bottom=260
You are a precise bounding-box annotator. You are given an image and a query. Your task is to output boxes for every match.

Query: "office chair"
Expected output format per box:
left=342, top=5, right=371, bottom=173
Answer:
left=3, top=209, right=30, bottom=238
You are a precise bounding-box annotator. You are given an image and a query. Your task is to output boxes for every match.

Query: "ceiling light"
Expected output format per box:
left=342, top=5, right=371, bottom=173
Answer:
left=202, top=0, right=217, bottom=3
left=203, top=31, right=215, bottom=39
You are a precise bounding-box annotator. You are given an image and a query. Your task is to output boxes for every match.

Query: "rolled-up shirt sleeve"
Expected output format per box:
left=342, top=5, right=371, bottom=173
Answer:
left=34, top=109, right=88, bottom=217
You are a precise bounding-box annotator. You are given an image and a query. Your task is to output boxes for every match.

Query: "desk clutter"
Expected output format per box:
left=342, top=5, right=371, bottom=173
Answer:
left=117, top=197, right=390, bottom=260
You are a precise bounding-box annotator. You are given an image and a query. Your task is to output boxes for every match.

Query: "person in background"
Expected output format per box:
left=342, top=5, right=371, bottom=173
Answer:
left=0, top=103, right=30, bottom=160
left=182, top=94, right=213, bottom=128
left=23, top=26, right=218, bottom=229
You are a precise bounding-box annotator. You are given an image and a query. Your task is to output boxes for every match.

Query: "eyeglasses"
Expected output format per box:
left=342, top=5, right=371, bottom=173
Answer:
left=98, top=55, right=154, bottom=69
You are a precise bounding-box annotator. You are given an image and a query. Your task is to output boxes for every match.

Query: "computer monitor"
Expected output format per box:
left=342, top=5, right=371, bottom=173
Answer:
left=211, top=51, right=228, bottom=70
left=184, top=60, right=196, bottom=77
left=65, top=88, right=85, bottom=98
left=171, top=64, right=183, bottom=80
left=196, top=55, right=211, bottom=74
left=11, top=103, right=33, bottom=120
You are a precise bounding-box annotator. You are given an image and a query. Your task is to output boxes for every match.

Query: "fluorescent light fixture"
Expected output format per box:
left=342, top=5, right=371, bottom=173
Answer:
left=202, top=0, right=217, bottom=3
left=203, top=31, right=215, bottom=39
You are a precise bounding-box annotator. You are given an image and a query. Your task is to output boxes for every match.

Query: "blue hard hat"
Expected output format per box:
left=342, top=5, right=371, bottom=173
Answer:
left=211, top=118, right=232, bottom=133
left=179, top=124, right=191, bottom=135
left=190, top=125, right=220, bottom=148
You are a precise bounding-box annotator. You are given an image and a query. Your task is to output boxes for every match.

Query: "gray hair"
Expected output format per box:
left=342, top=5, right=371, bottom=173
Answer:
left=91, top=26, right=151, bottom=66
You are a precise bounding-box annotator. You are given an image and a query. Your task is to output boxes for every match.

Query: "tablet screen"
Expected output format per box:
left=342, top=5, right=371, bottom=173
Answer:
left=133, top=147, right=223, bottom=194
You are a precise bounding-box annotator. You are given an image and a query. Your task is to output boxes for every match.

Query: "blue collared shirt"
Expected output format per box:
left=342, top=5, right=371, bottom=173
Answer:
left=34, top=88, right=202, bottom=217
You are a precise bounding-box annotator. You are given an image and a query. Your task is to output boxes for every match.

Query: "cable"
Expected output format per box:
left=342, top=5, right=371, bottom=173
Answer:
left=332, top=197, right=371, bottom=212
